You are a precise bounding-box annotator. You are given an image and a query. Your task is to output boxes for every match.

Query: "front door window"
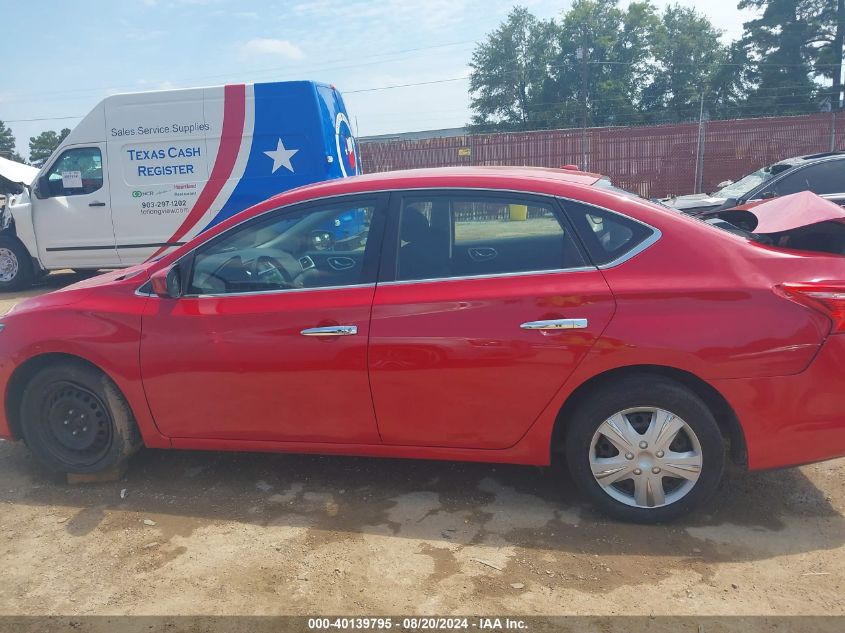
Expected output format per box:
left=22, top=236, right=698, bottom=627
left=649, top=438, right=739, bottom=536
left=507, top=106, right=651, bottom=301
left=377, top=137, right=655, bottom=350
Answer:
left=188, top=201, right=377, bottom=295
left=44, top=147, right=103, bottom=197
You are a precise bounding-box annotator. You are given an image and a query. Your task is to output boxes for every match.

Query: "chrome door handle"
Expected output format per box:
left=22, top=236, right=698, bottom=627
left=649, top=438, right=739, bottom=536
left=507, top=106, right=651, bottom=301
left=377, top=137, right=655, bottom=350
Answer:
left=520, top=318, right=588, bottom=331
left=300, top=325, right=358, bottom=337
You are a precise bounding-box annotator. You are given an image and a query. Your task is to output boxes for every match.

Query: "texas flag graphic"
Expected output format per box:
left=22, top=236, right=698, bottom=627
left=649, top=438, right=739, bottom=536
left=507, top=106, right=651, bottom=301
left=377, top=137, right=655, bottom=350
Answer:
left=157, top=80, right=359, bottom=252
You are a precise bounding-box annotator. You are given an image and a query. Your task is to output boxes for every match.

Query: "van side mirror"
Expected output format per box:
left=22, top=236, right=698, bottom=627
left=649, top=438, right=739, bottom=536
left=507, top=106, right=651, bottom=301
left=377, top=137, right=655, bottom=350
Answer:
left=150, top=265, right=184, bottom=298
left=35, top=175, right=51, bottom=199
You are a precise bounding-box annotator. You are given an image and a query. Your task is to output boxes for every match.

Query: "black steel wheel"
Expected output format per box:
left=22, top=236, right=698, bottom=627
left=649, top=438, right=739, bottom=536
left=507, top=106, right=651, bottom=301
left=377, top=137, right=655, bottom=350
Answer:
left=38, top=381, right=114, bottom=468
left=20, top=361, right=142, bottom=474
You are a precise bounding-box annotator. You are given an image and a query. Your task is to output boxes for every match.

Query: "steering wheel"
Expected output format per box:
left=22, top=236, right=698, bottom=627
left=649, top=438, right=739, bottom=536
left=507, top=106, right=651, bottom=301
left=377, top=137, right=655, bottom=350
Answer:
left=252, top=255, right=296, bottom=288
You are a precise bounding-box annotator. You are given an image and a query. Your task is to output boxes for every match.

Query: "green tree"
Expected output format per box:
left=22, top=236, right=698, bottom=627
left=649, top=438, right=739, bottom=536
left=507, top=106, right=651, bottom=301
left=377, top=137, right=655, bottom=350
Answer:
left=28, top=128, right=70, bottom=165
left=738, top=0, right=828, bottom=116
left=468, top=6, right=558, bottom=131
left=707, top=41, right=756, bottom=119
left=0, top=120, right=26, bottom=163
left=468, top=1, right=725, bottom=131
left=608, top=1, right=663, bottom=123
left=641, top=4, right=728, bottom=123
left=550, top=0, right=654, bottom=128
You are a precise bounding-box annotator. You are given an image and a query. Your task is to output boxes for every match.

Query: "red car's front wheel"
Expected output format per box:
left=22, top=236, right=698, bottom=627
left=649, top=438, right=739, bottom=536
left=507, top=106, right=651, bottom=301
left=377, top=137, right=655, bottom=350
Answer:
left=20, top=362, right=142, bottom=474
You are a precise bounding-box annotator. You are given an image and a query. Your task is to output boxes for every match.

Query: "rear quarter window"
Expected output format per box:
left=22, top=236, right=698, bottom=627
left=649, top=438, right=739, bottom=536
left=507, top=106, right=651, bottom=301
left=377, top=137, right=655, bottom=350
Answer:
left=562, top=200, right=657, bottom=266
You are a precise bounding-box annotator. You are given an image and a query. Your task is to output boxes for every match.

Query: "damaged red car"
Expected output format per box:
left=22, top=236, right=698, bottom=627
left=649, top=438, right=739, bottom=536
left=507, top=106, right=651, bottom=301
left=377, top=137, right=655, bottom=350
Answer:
left=1, top=167, right=844, bottom=523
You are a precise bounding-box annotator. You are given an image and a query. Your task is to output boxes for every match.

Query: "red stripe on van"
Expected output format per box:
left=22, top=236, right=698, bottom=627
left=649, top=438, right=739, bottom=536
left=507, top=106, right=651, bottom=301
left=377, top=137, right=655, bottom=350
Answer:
left=148, top=84, right=247, bottom=259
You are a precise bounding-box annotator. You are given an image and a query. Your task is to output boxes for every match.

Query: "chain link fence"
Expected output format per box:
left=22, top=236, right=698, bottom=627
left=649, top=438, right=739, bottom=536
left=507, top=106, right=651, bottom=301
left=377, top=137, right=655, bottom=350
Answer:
left=359, top=113, right=845, bottom=199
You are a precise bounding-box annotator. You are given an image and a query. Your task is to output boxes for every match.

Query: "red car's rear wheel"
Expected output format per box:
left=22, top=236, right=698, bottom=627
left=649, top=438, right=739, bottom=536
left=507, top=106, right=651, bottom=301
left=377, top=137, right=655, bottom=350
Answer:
left=565, top=375, right=725, bottom=523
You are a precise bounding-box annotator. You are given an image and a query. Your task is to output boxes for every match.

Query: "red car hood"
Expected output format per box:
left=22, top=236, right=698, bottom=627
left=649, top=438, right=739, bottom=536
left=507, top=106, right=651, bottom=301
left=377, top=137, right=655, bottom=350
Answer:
left=730, top=191, right=845, bottom=233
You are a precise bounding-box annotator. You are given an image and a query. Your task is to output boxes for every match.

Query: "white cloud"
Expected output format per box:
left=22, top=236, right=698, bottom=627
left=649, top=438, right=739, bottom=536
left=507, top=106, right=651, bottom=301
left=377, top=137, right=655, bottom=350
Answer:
left=240, top=38, right=305, bottom=60
left=290, top=0, right=469, bottom=32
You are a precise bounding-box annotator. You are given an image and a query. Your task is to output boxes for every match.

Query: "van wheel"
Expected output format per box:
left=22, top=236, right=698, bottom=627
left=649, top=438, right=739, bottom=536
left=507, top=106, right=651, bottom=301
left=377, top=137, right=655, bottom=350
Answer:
left=564, top=375, right=725, bottom=523
left=0, top=235, right=33, bottom=292
left=19, top=362, right=143, bottom=474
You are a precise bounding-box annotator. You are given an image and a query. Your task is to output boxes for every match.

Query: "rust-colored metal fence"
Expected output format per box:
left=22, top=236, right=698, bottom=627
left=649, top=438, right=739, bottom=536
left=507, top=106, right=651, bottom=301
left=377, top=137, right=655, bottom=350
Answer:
left=359, top=113, right=845, bottom=198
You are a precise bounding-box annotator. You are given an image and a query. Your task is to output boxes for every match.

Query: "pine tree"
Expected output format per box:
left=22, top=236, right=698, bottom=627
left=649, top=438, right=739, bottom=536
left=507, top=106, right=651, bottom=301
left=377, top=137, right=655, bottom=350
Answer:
left=28, top=128, right=71, bottom=165
left=738, top=0, right=828, bottom=115
left=0, top=120, right=25, bottom=163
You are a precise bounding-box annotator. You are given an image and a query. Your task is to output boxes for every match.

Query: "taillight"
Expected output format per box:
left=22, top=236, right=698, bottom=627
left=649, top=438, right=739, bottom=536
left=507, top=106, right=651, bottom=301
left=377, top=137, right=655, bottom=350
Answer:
left=777, top=282, right=845, bottom=333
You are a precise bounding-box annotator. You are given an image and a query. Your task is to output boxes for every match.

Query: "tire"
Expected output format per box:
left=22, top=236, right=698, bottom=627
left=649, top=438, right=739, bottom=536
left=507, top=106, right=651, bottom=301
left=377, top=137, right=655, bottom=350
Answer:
left=0, top=235, right=34, bottom=292
left=564, top=374, right=725, bottom=523
left=19, top=362, right=143, bottom=474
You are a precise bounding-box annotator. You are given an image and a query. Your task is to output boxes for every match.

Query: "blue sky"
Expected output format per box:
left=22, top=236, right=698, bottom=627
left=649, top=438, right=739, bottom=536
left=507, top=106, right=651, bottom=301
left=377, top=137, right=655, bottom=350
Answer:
left=0, top=0, right=752, bottom=160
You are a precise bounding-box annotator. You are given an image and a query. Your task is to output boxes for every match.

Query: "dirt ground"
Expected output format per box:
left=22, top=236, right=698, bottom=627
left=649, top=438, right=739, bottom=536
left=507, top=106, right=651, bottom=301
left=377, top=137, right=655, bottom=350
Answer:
left=0, top=272, right=843, bottom=619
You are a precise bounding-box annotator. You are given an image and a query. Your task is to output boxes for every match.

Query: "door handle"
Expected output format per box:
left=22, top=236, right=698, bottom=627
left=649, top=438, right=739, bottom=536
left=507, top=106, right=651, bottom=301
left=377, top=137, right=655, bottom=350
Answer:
left=89, top=201, right=106, bottom=207
left=300, top=325, right=358, bottom=337
left=520, top=318, right=588, bottom=331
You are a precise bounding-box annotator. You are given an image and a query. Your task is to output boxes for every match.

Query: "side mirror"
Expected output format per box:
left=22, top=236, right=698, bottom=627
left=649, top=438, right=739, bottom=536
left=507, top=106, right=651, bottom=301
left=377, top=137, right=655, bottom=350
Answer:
left=35, top=175, right=51, bottom=199
left=761, top=191, right=777, bottom=200
left=150, top=265, right=183, bottom=298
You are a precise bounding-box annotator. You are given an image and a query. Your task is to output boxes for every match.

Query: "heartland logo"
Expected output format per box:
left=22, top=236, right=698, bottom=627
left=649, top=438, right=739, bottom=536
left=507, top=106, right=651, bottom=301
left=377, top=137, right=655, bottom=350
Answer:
left=174, top=183, right=197, bottom=190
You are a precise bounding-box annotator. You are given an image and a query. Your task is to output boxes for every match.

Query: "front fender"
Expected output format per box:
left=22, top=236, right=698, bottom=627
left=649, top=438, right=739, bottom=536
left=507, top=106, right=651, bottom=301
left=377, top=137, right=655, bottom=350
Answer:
left=0, top=276, right=169, bottom=448
left=5, top=192, right=39, bottom=261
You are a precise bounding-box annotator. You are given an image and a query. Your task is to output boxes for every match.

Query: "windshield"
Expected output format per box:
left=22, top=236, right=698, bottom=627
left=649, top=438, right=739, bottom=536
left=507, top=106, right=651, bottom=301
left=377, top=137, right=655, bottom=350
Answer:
left=711, top=162, right=793, bottom=199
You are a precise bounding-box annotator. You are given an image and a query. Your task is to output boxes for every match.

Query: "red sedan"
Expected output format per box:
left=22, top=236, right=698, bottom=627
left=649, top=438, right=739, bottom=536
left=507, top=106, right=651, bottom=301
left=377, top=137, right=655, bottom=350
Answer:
left=2, top=167, right=844, bottom=523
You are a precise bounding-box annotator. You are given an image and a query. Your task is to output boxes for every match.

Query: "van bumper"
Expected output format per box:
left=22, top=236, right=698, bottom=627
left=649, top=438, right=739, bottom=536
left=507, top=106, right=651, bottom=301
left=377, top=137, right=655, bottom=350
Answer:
left=712, top=334, right=845, bottom=471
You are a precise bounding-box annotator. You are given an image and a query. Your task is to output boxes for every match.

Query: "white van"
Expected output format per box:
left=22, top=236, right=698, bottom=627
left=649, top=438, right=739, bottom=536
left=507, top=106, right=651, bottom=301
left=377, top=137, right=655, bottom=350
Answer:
left=0, top=80, right=361, bottom=291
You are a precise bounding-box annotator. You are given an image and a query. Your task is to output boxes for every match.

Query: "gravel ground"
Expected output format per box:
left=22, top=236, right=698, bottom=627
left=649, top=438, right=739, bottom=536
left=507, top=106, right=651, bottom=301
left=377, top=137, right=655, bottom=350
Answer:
left=0, top=272, right=843, bottom=619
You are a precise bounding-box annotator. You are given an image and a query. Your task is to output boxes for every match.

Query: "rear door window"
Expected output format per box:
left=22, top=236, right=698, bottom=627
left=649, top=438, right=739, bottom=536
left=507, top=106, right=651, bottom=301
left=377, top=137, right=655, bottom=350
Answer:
left=392, top=193, right=586, bottom=282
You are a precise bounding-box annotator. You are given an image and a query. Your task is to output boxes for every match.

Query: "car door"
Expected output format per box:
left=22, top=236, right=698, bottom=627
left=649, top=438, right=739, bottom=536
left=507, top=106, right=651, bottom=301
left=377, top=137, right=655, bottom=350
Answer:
left=140, top=194, right=387, bottom=443
left=368, top=190, right=617, bottom=449
left=32, top=144, right=120, bottom=268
